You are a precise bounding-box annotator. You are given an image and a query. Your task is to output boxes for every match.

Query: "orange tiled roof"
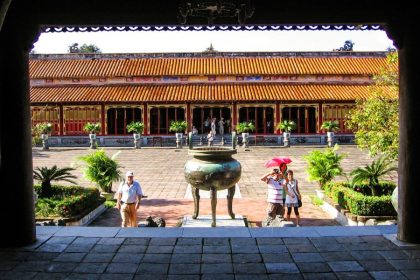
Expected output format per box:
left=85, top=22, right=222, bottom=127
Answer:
left=29, top=56, right=389, bottom=78
left=30, top=84, right=396, bottom=103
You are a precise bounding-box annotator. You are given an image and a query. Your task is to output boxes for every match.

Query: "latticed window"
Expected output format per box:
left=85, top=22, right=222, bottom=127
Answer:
left=322, top=104, right=354, bottom=133
left=31, top=106, right=60, bottom=135
left=64, top=106, right=101, bottom=135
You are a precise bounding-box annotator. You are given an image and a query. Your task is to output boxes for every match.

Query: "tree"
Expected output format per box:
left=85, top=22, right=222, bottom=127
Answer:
left=33, top=165, right=77, bottom=198
left=334, top=40, right=355, bottom=51
left=68, top=43, right=101, bottom=53
left=346, top=52, right=399, bottom=160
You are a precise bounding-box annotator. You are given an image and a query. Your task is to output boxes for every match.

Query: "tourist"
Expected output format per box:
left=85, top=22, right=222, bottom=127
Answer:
left=211, top=118, right=217, bottom=135
left=260, top=168, right=285, bottom=226
left=279, top=163, right=288, bottom=204
left=218, top=117, right=225, bottom=135
left=207, top=131, right=215, bottom=146
left=284, top=170, right=302, bottom=227
left=192, top=126, right=198, bottom=135
left=204, top=117, right=210, bottom=133
left=116, top=171, right=143, bottom=227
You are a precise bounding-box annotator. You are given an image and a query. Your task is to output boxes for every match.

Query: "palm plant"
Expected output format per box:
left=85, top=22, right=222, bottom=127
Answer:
left=304, top=144, right=345, bottom=189
left=126, top=121, right=144, bottom=134
left=236, top=122, right=255, bottom=133
left=321, top=120, right=340, bottom=132
left=33, top=165, right=77, bottom=198
left=350, top=156, right=397, bottom=196
left=277, top=120, right=297, bottom=133
left=169, top=120, right=188, bottom=133
left=78, top=150, right=123, bottom=193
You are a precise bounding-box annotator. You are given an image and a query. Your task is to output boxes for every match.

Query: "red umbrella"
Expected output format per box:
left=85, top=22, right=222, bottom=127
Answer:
left=263, top=157, right=292, bottom=168
left=272, top=156, right=292, bottom=164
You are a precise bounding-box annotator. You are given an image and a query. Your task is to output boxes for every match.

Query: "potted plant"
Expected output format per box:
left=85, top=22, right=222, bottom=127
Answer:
left=35, top=122, right=53, bottom=150
left=169, top=120, right=187, bottom=149
left=83, top=122, right=101, bottom=149
left=126, top=121, right=144, bottom=149
left=321, top=120, right=340, bottom=147
left=236, top=121, right=255, bottom=149
left=78, top=149, right=122, bottom=199
left=277, top=120, right=296, bottom=147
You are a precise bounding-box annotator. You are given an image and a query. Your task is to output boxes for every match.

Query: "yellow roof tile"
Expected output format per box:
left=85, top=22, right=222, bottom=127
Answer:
left=30, top=84, right=396, bottom=103
left=29, top=56, right=391, bottom=78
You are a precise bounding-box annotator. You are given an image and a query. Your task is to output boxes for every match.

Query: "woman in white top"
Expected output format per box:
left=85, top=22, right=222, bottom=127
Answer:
left=284, top=170, right=302, bottom=227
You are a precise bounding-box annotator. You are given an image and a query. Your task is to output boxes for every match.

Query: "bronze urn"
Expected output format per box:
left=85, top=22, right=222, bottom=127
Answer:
left=184, top=132, right=242, bottom=227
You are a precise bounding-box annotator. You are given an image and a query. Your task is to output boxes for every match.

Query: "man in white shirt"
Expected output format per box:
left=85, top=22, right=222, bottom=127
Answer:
left=260, top=168, right=285, bottom=226
left=117, top=171, right=143, bottom=227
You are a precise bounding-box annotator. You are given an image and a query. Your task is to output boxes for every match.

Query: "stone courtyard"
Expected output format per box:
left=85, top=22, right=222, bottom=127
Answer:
left=32, top=145, right=396, bottom=227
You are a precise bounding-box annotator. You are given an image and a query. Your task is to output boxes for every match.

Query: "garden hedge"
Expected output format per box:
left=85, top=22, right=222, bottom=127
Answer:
left=323, top=182, right=397, bottom=216
left=34, top=184, right=104, bottom=218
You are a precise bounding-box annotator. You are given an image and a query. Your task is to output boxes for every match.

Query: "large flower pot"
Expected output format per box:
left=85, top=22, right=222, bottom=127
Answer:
left=283, top=132, right=291, bottom=147
left=327, top=132, right=335, bottom=147
left=89, top=133, right=97, bottom=149
left=175, top=133, right=183, bottom=149
left=242, top=132, right=250, bottom=149
left=133, top=133, right=141, bottom=149
left=41, top=133, right=49, bottom=150
left=184, top=147, right=242, bottom=227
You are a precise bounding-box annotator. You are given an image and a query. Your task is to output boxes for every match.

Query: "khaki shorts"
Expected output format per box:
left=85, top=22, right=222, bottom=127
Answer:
left=267, top=202, right=284, bottom=218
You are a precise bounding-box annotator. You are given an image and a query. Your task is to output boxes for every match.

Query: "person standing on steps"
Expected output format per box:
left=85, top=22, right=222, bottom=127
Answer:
left=116, top=171, right=143, bottom=227
left=261, top=168, right=285, bottom=226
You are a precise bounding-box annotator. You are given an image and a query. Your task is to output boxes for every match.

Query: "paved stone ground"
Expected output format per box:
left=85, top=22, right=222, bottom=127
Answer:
left=32, top=145, right=397, bottom=227
left=2, top=226, right=420, bottom=280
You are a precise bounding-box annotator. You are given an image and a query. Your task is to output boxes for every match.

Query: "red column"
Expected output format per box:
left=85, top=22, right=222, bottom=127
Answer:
left=143, top=104, right=148, bottom=135
left=186, top=103, right=191, bottom=132
left=232, top=103, right=237, bottom=128
left=59, top=105, right=64, bottom=135
left=318, top=103, right=323, bottom=134
left=275, top=103, right=280, bottom=134
left=101, top=104, right=105, bottom=135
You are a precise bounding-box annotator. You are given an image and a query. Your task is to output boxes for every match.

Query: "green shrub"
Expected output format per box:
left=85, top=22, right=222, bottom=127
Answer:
left=324, top=182, right=396, bottom=216
left=35, top=198, right=58, bottom=217
left=304, top=144, right=345, bottom=189
left=351, top=182, right=396, bottom=196
left=34, top=184, right=103, bottom=218
left=78, top=150, right=123, bottom=193
left=55, top=188, right=103, bottom=217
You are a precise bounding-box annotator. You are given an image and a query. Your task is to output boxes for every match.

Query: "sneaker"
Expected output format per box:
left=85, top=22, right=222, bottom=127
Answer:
left=296, top=224, right=301, bottom=227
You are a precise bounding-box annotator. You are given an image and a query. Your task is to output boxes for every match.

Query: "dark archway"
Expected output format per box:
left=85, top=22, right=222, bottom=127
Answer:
left=1, top=0, right=418, bottom=245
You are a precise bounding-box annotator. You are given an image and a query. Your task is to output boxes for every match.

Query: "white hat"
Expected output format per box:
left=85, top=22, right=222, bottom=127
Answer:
left=126, top=171, right=134, bottom=177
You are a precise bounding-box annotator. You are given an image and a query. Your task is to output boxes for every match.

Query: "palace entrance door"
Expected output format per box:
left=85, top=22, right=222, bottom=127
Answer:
left=192, top=107, right=231, bottom=134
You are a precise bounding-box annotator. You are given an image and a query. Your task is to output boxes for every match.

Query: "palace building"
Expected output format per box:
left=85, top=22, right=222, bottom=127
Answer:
left=29, top=51, right=395, bottom=146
